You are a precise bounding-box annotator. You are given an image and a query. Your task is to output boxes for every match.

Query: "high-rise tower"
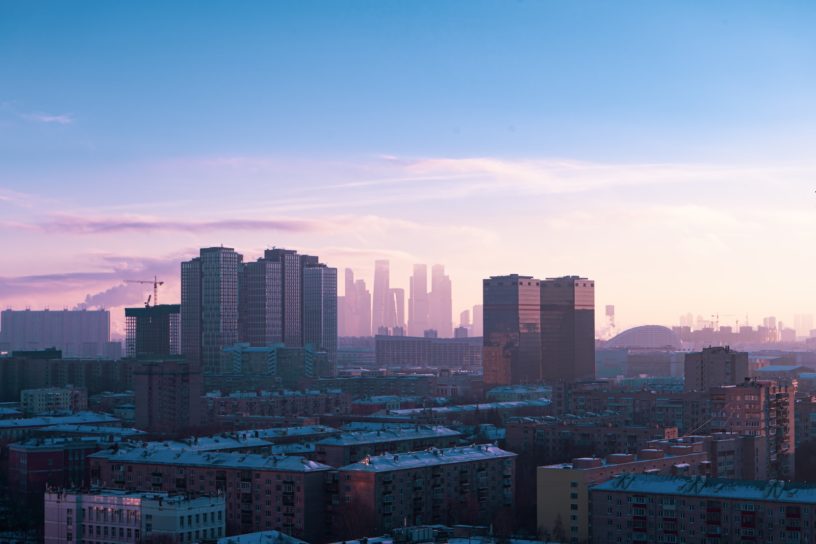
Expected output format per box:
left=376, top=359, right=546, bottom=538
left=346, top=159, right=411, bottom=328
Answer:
left=539, top=276, right=595, bottom=382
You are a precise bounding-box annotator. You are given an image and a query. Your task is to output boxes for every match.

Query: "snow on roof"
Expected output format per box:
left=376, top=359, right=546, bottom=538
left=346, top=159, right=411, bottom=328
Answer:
left=593, top=474, right=816, bottom=503
left=217, top=530, right=308, bottom=544
left=0, top=412, right=119, bottom=429
left=89, top=448, right=331, bottom=472
left=317, top=425, right=460, bottom=446
left=205, top=389, right=344, bottom=399
left=36, top=424, right=146, bottom=437
left=340, top=445, right=515, bottom=472
left=389, top=399, right=550, bottom=416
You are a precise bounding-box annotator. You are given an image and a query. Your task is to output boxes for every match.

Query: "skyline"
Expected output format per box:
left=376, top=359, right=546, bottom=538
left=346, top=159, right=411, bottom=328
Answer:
left=3, top=1, right=816, bottom=333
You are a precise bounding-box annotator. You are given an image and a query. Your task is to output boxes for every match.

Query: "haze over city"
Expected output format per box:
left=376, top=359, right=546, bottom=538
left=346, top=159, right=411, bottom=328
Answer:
left=3, top=2, right=816, bottom=335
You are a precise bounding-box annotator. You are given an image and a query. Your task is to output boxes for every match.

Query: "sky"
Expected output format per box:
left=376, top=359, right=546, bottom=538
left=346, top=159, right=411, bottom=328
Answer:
left=1, top=1, right=816, bottom=337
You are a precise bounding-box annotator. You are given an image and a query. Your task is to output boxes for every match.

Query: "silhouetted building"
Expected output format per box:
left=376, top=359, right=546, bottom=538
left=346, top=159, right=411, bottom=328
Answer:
left=0, top=309, right=114, bottom=358
left=684, top=346, right=749, bottom=392
left=125, top=304, right=180, bottom=358
left=408, top=264, right=430, bottom=337
left=372, top=259, right=392, bottom=332
left=539, top=276, right=595, bottom=383
left=181, top=247, right=243, bottom=373
left=471, top=304, right=483, bottom=338
left=134, top=359, right=202, bottom=434
left=239, top=257, right=283, bottom=346
left=482, top=275, right=542, bottom=385
left=304, top=264, right=338, bottom=367
left=340, top=269, right=372, bottom=337
left=429, top=264, right=453, bottom=337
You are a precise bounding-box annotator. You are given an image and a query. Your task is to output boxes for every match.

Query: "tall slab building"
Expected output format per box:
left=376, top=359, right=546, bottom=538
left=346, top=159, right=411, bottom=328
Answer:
left=304, top=263, right=338, bottom=366
left=540, top=276, right=596, bottom=382
left=181, top=246, right=243, bottom=373
left=408, top=264, right=430, bottom=337
left=482, top=275, right=542, bottom=385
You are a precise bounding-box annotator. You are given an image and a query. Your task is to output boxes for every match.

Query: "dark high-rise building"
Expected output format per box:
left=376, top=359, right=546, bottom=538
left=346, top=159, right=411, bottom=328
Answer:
left=263, top=248, right=305, bottom=347
left=239, top=258, right=283, bottom=346
left=483, top=274, right=542, bottom=385
left=181, top=247, right=243, bottom=373
left=124, top=304, right=180, bottom=358
left=684, top=346, right=749, bottom=392
left=540, top=276, right=595, bottom=382
left=303, top=263, right=338, bottom=366
left=408, top=264, right=430, bottom=337
left=134, top=359, right=202, bottom=434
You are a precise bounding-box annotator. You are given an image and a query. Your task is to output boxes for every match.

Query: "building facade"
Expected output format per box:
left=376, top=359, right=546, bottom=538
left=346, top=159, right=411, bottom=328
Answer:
left=125, top=304, right=181, bottom=358
left=134, top=359, right=203, bottom=435
left=684, top=346, right=749, bottom=392
left=0, top=309, right=115, bottom=358
left=539, top=276, right=595, bottom=383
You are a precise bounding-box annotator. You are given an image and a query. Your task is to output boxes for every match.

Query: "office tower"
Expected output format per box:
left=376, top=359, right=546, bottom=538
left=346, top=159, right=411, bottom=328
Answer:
left=0, top=309, right=111, bottom=358
left=429, top=264, right=453, bottom=337
left=353, top=279, right=372, bottom=336
left=239, top=258, right=283, bottom=346
left=372, top=259, right=391, bottom=332
left=134, top=359, right=202, bottom=434
left=408, top=264, right=430, bottom=336
left=263, top=248, right=305, bottom=346
left=390, top=287, right=405, bottom=329
left=482, top=274, right=542, bottom=385
left=539, top=276, right=595, bottom=383
left=303, top=264, right=338, bottom=366
left=124, top=304, right=181, bottom=358
left=472, top=304, right=483, bottom=337
left=795, top=314, right=814, bottom=340
left=181, top=247, right=242, bottom=373
left=338, top=269, right=355, bottom=337
left=460, top=309, right=471, bottom=328
left=684, top=346, right=749, bottom=392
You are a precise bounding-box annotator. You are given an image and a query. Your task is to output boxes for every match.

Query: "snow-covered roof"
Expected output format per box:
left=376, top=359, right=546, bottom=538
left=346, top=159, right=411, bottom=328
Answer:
left=340, top=445, right=515, bottom=472
left=317, top=425, right=460, bottom=446
left=217, top=530, right=308, bottom=544
left=593, top=474, right=816, bottom=503
left=90, top=447, right=330, bottom=472
left=0, top=412, right=119, bottom=429
left=388, top=399, right=550, bottom=416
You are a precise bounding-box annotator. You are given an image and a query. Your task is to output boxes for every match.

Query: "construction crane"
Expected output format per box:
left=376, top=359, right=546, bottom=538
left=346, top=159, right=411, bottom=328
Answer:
left=125, top=276, right=164, bottom=307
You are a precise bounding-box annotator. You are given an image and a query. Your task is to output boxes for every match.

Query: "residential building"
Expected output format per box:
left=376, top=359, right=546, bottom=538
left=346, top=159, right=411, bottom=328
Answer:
left=684, top=346, right=749, bottom=392
left=203, top=389, right=350, bottom=421
left=590, top=474, right=816, bottom=544
left=125, top=304, right=181, bottom=358
left=21, top=386, right=87, bottom=415
left=375, top=334, right=482, bottom=370
left=8, top=436, right=109, bottom=494
left=303, top=264, right=338, bottom=367
left=538, top=446, right=709, bottom=543
left=335, top=445, right=515, bottom=539
left=182, top=247, right=243, bottom=373
left=239, top=258, right=283, bottom=347
left=134, top=359, right=203, bottom=435
left=44, top=489, right=225, bottom=544
left=88, top=449, right=331, bottom=541
left=0, top=309, right=114, bottom=358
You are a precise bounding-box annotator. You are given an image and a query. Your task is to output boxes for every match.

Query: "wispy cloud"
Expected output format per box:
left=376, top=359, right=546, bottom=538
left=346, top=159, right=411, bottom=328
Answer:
left=36, top=215, right=327, bottom=235
left=20, top=112, right=74, bottom=125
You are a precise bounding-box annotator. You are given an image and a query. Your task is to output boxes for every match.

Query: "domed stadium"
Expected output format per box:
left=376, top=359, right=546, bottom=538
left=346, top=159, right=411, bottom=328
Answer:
left=606, top=325, right=682, bottom=350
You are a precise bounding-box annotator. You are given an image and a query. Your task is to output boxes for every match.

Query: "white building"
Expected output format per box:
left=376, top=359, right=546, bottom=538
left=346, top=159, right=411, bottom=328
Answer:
left=21, top=386, right=87, bottom=415
left=44, top=489, right=225, bottom=543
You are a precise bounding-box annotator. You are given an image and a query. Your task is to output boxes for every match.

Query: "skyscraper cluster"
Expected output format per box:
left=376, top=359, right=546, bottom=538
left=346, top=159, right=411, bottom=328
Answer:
left=483, top=274, right=595, bottom=385
left=339, top=269, right=372, bottom=337
left=181, top=246, right=337, bottom=373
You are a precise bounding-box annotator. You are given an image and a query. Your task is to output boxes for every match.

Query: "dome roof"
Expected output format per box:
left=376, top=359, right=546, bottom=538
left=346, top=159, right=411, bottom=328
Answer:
left=607, top=325, right=681, bottom=350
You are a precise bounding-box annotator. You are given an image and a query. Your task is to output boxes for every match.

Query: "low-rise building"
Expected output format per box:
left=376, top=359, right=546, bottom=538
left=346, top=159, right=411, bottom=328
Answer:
left=21, top=386, right=88, bottom=415
left=44, top=489, right=225, bottom=543
left=88, top=448, right=331, bottom=541
left=537, top=445, right=709, bottom=543
left=590, top=474, right=816, bottom=544
left=0, top=412, right=120, bottom=445
left=8, top=437, right=111, bottom=494
left=335, top=445, right=515, bottom=540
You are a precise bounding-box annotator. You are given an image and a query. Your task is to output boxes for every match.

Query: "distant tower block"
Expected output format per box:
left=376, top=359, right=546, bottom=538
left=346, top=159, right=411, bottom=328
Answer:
left=606, top=305, right=615, bottom=328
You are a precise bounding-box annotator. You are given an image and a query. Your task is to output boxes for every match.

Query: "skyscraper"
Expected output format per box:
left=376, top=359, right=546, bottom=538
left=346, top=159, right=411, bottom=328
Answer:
left=459, top=309, right=471, bottom=328
left=239, top=258, right=282, bottom=346
left=429, top=264, right=453, bottom=337
left=303, top=264, right=338, bottom=366
left=372, top=260, right=391, bottom=332
left=181, top=246, right=242, bottom=373
left=472, top=304, right=483, bottom=337
left=390, top=287, right=405, bottom=330
left=339, top=268, right=372, bottom=337
left=408, top=264, right=430, bottom=337
left=539, top=276, right=595, bottom=383
left=482, top=274, right=542, bottom=385
left=263, top=248, right=305, bottom=347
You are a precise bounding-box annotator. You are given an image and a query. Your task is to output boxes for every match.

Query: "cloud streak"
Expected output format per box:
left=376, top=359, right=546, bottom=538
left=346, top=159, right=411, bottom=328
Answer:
left=20, top=112, right=74, bottom=125
left=34, top=216, right=327, bottom=235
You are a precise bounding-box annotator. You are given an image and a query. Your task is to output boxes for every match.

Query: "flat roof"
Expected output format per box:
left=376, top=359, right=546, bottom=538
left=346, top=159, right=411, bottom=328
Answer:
left=317, top=426, right=460, bottom=446
left=340, top=445, right=515, bottom=472
left=0, top=412, right=119, bottom=429
left=89, top=448, right=331, bottom=472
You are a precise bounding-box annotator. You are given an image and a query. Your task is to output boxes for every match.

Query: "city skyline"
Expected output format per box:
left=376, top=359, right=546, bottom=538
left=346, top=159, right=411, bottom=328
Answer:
left=3, top=2, right=816, bottom=334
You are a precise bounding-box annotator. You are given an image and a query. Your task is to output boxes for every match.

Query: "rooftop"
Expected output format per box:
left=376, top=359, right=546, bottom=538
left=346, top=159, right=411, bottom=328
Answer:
left=217, top=530, right=308, bottom=544
left=205, top=390, right=344, bottom=399
left=593, top=474, right=816, bottom=503
left=0, top=412, right=119, bottom=429
left=317, top=425, right=460, bottom=446
left=340, top=445, right=515, bottom=472
left=755, top=364, right=814, bottom=373
left=46, top=489, right=222, bottom=505
left=36, top=424, right=146, bottom=437
left=89, top=448, right=331, bottom=472
left=389, top=399, right=550, bottom=416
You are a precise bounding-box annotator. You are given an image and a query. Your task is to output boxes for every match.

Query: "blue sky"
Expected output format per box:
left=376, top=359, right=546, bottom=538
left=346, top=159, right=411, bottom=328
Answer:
left=1, top=1, right=816, bottom=335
